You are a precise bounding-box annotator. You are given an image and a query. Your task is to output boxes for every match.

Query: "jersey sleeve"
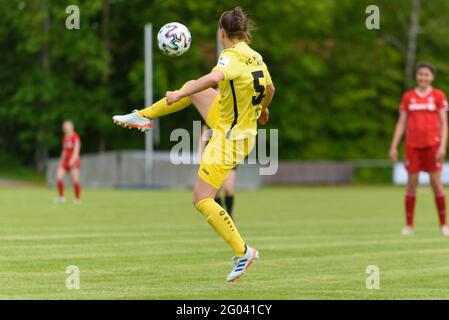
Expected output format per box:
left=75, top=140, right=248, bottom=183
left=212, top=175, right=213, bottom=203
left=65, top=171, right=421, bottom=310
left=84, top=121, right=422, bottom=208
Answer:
left=212, top=51, right=242, bottom=80
left=437, top=91, right=449, bottom=111
left=73, top=133, right=81, bottom=145
left=399, top=93, right=410, bottom=112
left=264, top=65, right=272, bottom=86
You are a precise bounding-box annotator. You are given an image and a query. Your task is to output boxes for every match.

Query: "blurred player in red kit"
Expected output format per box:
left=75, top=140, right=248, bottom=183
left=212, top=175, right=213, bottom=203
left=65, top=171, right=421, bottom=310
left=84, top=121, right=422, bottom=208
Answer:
left=390, top=62, right=449, bottom=236
left=55, top=120, right=81, bottom=204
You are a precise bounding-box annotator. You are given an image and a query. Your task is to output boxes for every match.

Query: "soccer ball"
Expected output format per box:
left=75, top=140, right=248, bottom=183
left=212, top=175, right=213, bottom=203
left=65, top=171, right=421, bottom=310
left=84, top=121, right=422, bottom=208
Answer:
left=157, top=22, right=191, bottom=57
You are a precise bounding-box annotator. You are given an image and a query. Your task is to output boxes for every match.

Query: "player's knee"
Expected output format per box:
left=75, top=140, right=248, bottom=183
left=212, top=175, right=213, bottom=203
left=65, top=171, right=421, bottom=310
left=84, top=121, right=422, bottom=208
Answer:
left=192, top=192, right=203, bottom=208
left=193, top=189, right=213, bottom=209
left=430, top=176, right=443, bottom=193
left=408, top=174, right=419, bottom=184
left=407, top=180, right=418, bottom=193
left=193, top=196, right=205, bottom=207
left=407, top=181, right=418, bottom=191
left=193, top=196, right=207, bottom=211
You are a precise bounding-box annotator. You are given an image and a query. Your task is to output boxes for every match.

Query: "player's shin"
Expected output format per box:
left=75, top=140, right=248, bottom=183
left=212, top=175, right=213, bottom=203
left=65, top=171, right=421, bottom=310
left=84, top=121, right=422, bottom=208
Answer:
left=194, top=198, right=246, bottom=257
left=74, top=182, right=81, bottom=200
left=138, top=82, right=192, bottom=119
left=405, top=192, right=416, bottom=227
left=57, top=180, right=64, bottom=198
left=434, top=192, right=447, bottom=227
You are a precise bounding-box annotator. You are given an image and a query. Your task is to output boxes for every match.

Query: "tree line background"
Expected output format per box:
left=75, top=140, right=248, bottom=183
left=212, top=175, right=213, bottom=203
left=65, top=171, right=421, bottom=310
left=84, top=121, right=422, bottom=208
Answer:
left=1, top=0, right=448, bottom=175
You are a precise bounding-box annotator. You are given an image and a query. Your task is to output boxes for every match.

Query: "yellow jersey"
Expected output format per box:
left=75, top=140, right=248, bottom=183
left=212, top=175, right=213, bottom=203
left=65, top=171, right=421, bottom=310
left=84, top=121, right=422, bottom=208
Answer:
left=212, top=42, right=272, bottom=140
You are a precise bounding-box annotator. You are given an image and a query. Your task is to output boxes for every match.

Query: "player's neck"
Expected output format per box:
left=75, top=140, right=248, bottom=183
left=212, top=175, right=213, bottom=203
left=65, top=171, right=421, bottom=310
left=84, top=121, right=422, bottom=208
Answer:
left=416, top=85, right=432, bottom=96
left=223, top=38, right=244, bottom=49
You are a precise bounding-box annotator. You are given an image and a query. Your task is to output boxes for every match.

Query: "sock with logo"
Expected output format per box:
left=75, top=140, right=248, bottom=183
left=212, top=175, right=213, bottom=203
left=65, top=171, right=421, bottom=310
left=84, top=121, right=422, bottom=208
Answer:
left=195, top=198, right=246, bottom=256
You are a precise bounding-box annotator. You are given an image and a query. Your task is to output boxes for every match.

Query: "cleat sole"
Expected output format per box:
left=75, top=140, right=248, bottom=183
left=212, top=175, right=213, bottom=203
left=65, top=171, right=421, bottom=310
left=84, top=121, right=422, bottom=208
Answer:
left=112, top=119, right=152, bottom=132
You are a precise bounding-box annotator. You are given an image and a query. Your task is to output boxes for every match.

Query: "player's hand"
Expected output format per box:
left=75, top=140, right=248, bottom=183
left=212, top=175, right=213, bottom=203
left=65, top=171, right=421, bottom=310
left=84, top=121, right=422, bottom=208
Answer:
left=68, top=158, right=76, bottom=167
left=436, top=147, right=446, bottom=162
left=389, top=147, right=398, bottom=162
left=258, top=108, right=269, bottom=125
left=166, top=91, right=181, bottom=105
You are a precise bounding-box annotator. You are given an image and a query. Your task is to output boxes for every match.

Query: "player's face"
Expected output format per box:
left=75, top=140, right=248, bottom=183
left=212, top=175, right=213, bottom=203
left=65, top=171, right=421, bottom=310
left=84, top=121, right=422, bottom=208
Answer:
left=416, top=68, right=434, bottom=89
left=63, top=122, right=74, bottom=135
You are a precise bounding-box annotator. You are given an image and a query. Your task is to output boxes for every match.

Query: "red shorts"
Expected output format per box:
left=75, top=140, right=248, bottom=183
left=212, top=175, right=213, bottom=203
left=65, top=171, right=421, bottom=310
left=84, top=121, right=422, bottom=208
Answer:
left=60, top=158, right=80, bottom=171
left=405, top=145, right=441, bottom=173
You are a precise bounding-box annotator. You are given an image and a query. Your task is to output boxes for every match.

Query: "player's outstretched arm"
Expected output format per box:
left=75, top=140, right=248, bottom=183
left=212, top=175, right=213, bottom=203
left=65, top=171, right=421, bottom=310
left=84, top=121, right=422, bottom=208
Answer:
left=166, top=71, right=224, bottom=105
left=258, top=83, right=275, bottom=125
left=69, top=140, right=81, bottom=167
left=437, top=110, right=448, bottom=162
left=389, top=111, right=407, bottom=162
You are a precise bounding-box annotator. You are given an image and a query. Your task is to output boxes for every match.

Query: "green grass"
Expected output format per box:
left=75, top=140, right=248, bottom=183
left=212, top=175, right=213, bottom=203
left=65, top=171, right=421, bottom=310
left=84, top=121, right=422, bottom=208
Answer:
left=0, top=186, right=448, bottom=300
left=0, top=167, right=45, bottom=184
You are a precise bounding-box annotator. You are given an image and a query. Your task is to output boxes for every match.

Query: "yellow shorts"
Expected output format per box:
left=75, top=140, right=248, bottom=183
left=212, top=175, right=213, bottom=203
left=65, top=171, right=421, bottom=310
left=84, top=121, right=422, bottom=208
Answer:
left=198, top=132, right=255, bottom=189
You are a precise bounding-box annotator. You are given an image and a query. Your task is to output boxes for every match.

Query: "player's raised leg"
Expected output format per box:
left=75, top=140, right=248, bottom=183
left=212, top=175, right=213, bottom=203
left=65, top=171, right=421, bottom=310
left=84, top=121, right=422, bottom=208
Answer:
left=402, top=172, right=419, bottom=236
left=112, top=81, right=217, bottom=130
left=429, top=171, right=449, bottom=236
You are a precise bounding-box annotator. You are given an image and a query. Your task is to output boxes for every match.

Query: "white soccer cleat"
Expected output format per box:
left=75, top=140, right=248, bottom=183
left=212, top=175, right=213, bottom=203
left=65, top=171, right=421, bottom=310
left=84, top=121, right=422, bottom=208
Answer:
left=53, top=197, right=66, bottom=204
left=112, top=110, right=152, bottom=132
left=441, top=225, right=449, bottom=237
left=226, top=245, right=259, bottom=282
left=401, top=226, right=414, bottom=236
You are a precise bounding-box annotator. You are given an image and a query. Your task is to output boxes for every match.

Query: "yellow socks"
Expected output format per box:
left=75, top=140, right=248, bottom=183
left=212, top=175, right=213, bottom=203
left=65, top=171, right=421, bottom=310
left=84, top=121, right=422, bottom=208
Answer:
left=195, top=198, right=246, bottom=257
left=138, top=83, right=192, bottom=119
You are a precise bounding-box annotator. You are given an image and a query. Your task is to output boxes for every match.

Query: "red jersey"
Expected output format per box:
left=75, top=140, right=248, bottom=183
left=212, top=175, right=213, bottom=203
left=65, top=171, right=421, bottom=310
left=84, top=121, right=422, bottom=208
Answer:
left=400, top=87, right=448, bottom=148
left=62, top=133, right=81, bottom=160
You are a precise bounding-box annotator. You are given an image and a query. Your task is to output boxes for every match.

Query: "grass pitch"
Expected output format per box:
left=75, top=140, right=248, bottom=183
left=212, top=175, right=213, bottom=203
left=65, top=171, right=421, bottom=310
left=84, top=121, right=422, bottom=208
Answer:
left=0, top=186, right=448, bottom=299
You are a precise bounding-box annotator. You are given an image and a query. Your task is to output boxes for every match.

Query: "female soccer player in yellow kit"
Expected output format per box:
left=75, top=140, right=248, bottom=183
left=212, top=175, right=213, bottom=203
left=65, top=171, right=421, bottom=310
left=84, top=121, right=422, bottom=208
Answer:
left=113, top=7, right=275, bottom=282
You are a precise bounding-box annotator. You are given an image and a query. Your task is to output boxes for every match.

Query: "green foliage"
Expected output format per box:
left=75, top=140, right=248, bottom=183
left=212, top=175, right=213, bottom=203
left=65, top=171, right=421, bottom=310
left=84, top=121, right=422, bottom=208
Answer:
left=353, top=167, right=393, bottom=184
left=1, top=0, right=449, bottom=168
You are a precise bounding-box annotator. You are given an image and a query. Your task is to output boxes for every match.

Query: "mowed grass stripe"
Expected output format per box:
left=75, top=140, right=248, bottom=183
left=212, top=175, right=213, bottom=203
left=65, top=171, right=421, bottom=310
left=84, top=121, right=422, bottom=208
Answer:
left=1, top=186, right=449, bottom=299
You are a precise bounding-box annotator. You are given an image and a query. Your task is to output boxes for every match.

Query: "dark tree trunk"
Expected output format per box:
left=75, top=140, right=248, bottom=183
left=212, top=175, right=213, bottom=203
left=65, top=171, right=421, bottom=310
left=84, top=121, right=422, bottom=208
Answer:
left=404, top=0, right=421, bottom=89
left=36, top=0, right=51, bottom=173
left=99, top=0, right=111, bottom=153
